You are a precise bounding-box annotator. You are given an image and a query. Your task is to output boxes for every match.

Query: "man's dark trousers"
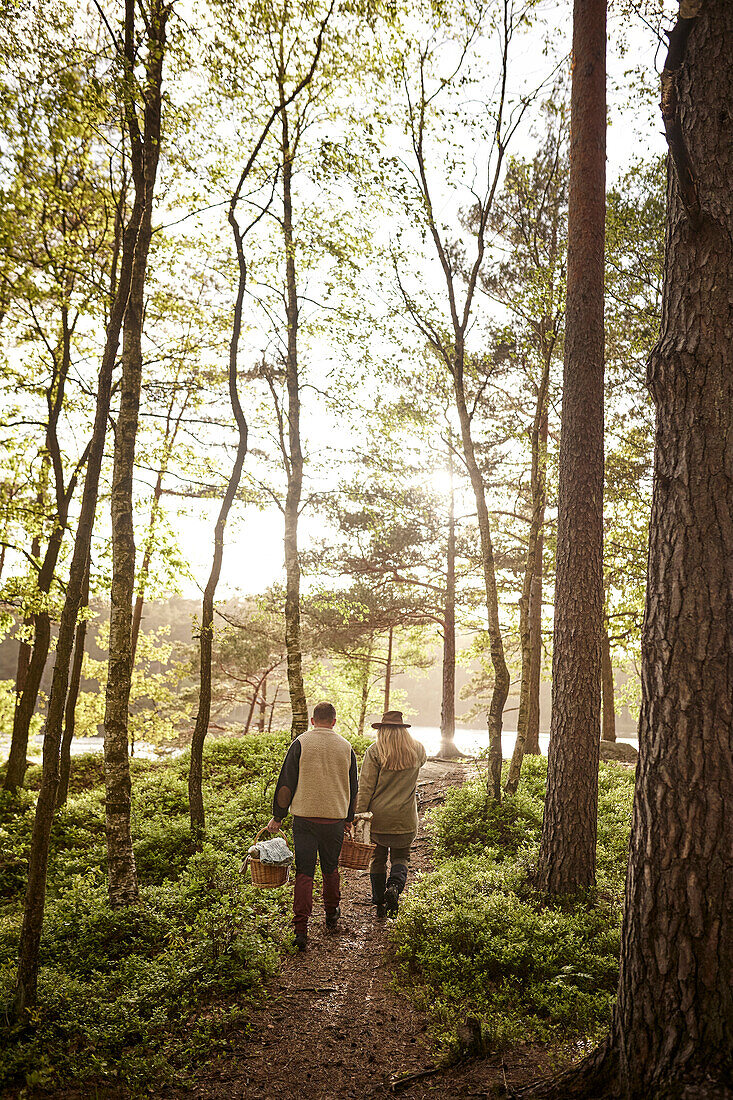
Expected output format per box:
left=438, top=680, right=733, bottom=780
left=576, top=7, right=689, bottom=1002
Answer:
left=292, top=817, right=344, bottom=933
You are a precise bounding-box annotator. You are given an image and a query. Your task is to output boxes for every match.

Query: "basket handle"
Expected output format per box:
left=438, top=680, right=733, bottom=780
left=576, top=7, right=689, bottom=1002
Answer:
left=251, top=824, right=286, bottom=846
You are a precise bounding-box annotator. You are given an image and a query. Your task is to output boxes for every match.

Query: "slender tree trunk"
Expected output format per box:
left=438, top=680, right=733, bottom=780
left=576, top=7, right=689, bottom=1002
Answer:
left=15, top=521, right=41, bottom=707
left=279, top=102, right=308, bottom=740
left=4, top=442, right=82, bottom=791
left=507, top=353, right=550, bottom=792
left=12, top=0, right=166, bottom=1012
left=600, top=626, right=616, bottom=742
left=104, top=0, right=170, bottom=908
left=357, top=636, right=374, bottom=737
left=5, top=529, right=40, bottom=786
left=188, top=205, right=249, bottom=838
left=525, top=527, right=543, bottom=755
left=4, top=528, right=62, bottom=792
left=130, top=392, right=189, bottom=666
left=525, top=368, right=550, bottom=758
left=130, top=472, right=163, bottom=667
left=440, top=459, right=459, bottom=758
left=257, top=676, right=267, bottom=732
left=57, top=551, right=91, bottom=808
left=268, top=685, right=279, bottom=733
left=4, top=304, right=92, bottom=793
left=243, top=685, right=259, bottom=733
left=383, top=625, right=393, bottom=712
left=13, top=184, right=138, bottom=1014
left=103, top=267, right=150, bottom=908
left=453, top=346, right=509, bottom=801
left=536, top=0, right=606, bottom=894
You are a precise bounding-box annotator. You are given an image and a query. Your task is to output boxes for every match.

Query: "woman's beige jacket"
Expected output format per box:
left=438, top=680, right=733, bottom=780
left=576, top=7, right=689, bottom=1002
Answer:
left=355, top=740, right=427, bottom=833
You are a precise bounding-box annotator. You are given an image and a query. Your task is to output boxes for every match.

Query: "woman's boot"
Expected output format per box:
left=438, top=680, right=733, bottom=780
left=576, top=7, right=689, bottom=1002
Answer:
left=370, top=872, right=387, bottom=918
left=385, top=863, right=408, bottom=917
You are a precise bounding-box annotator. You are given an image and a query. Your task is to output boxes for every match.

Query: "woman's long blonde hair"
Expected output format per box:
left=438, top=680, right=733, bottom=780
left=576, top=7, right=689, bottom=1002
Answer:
left=376, top=725, right=419, bottom=770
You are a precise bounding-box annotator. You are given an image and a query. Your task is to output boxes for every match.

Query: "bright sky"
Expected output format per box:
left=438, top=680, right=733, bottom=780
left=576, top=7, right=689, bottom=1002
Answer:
left=174, top=6, right=669, bottom=603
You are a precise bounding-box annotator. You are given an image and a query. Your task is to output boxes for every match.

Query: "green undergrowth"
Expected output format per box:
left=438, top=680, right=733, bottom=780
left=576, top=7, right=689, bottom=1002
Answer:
left=0, top=730, right=369, bottom=1095
left=391, top=755, right=635, bottom=1058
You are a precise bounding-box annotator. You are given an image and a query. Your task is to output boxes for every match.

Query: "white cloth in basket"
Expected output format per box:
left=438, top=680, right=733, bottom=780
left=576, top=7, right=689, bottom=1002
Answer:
left=248, top=837, right=294, bottom=866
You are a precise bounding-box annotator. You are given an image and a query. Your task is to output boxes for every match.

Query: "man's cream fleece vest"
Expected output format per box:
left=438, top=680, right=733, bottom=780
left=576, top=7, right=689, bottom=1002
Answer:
left=290, top=727, right=353, bottom=819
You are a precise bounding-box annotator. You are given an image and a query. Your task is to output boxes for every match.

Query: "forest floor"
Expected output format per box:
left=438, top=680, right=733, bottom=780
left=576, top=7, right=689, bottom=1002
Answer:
left=162, top=760, right=556, bottom=1100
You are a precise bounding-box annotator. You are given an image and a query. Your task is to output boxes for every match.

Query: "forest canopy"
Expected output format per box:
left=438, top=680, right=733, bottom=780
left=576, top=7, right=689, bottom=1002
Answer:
left=1, top=0, right=731, bottom=1097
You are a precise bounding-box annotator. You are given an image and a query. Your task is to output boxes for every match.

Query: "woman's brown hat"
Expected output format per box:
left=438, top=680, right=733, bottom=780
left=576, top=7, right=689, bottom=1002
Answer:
left=371, top=710, right=411, bottom=729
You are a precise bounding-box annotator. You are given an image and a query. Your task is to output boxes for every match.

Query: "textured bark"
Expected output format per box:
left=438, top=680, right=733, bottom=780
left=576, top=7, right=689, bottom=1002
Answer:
left=610, top=4, right=733, bottom=1090
left=279, top=100, right=308, bottom=740
left=13, top=0, right=166, bottom=1011
left=383, top=625, right=393, bottom=712
left=104, top=0, right=169, bottom=908
left=518, top=5, right=733, bottom=1097
left=507, top=353, right=550, bottom=792
left=537, top=0, right=605, bottom=894
left=57, top=551, right=91, bottom=808
left=439, top=464, right=458, bottom=758
left=600, top=626, right=616, bottom=742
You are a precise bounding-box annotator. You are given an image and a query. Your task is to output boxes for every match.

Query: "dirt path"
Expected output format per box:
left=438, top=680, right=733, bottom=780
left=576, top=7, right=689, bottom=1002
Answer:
left=172, top=760, right=551, bottom=1100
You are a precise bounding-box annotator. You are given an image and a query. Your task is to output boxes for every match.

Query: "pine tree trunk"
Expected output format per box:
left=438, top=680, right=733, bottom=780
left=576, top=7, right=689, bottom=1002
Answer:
left=439, top=466, right=458, bottom=758
left=610, top=5, right=733, bottom=1089
left=511, top=7, right=732, bottom=1099
left=383, top=625, right=393, bottom=712
left=537, top=0, right=605, bottom=894
left=57, top=551, right=91, bottom=808
left=600, top=626, right=616, bottom=742
left=357, top=637, right=374, bottom=737
left=525, top=533, right=543, bottom=756
left=257, top=677, right=267, bottom=732
left=280, top=103, right=308, bottom=740
left=525, top=375, right=550, bottom=758
left=12, top=0, right=168, bottom=1011
left=507, top=352, right=551, bottom=792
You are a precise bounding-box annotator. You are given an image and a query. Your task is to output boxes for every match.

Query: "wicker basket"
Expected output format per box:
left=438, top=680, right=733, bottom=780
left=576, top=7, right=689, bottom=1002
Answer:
left=245, top=827, right=291, bottom=888
left=339, top=835, right=376, bottom=870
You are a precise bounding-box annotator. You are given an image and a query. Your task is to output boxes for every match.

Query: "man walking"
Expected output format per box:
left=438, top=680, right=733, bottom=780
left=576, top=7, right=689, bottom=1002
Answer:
left=268, top=701, right=358, bottom=951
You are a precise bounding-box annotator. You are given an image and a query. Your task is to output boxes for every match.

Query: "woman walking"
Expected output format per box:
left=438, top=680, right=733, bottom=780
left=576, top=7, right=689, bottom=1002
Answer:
left=355, top=710, right=427, bottom=917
